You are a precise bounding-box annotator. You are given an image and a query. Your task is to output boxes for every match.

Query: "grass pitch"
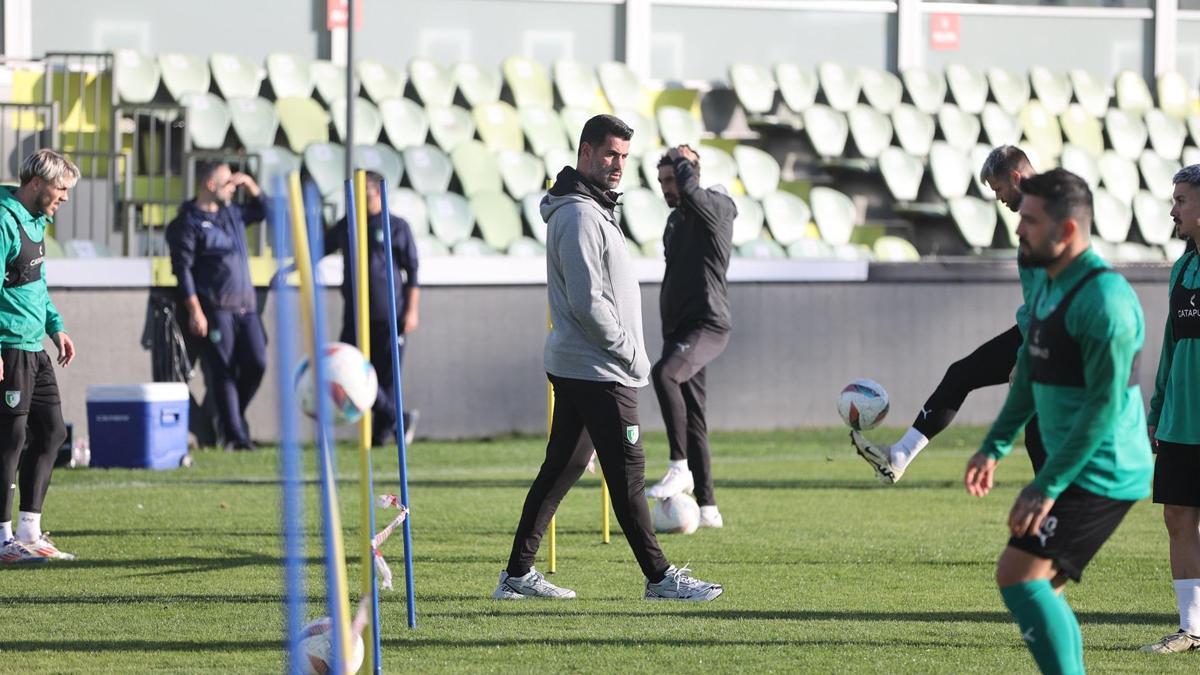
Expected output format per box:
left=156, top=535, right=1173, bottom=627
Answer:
left=0, top=427, right=1193, bottom=673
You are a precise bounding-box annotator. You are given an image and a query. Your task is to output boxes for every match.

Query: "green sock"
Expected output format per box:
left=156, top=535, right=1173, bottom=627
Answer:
left=1000, top=579, right=1085, bottom=675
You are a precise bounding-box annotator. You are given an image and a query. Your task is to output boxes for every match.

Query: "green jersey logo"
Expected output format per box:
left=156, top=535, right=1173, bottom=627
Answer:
left=5, top=391, right=19, bottom=408
left=624, top=425, right=640, bottom=444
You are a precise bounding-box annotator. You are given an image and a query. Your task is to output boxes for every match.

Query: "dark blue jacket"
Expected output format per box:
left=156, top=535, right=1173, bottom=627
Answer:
left=325, top=211, right=419, bottom=328
left=166, top=197, right=264, bottom=312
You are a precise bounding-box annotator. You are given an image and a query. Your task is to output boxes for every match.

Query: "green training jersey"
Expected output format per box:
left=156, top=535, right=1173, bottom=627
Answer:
left=0, top=187, right=64, bottom=351
left=980, top=248, right=1152, bottom=501
left=1149, top=249, right=1200, bottom=444
left=1015, top=266, right=1046, bottom=337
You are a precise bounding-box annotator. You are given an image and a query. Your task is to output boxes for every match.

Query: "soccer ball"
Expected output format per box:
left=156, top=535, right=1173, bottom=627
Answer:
left=295, top=342, right=379, bottom=425
left=837, top=379, right=889, bottom=431
left=298, top=616, right=365, bottom=675
left=650, top=493, right=701, bottom=534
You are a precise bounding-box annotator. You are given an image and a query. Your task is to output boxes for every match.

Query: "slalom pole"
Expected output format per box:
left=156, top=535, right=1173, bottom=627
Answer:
left=546, top=308, right=556, bottom=574
left=601, top=471, right=610, bottom=544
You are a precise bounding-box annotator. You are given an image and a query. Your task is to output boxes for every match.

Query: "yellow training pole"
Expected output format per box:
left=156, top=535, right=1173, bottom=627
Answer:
left=546, top=308, right=556, bottom=574
left=352, top=170, right=377, bottom=675
left=287, top=172, right=353, bottom=665
left=600, top=471, right=610, bottom=544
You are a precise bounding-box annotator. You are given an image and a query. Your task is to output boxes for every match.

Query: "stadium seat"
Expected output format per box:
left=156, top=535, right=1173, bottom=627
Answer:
left=729, top=63, right=778, bottom=115
left=554, top=60, right=602, bottom=110
left=470, top=190, right=523, bottom=251
left=1060, top=104, right=1105, bottom=157
left=275, top=97, right=330, bottom=153
left=616, top=108, right=658, bottom=156
left=473, top=101, right=524, bottom=153
left=331, top=97, right=383, bottom=145
left=1019, top=100, right=1063, bottom=160
left=389, top=186, right=429, bottom=237
left=542, top=148, right=574, bottom=183
left=878, top=147, right=923, bottom=202
left=253, top=146, right=301, bottom=197
left=1060, top=143, right=1101, bottom=189
left=817, top=62, right=861, bottom=112
left=266, top=53, right=314, bottom=99
left=859, top=68, right=903, bottom=114
left=210, top=53, right=263, bottom=99
left=1133, top=189, right=1173, bottom=244
left=1145, top=108, right=1186, bottom=160
left=1098, top=150, right=1139, bottom=205
left=620, top=154, right=642, bottom=192
left=809, top=186, right=856, bottom=245
left=930, top=142, right=972, bottom=199
left=158, top=53, right=211, bottom=102
left=938, top=104, right=980, bottom=152
left=622, top=187, right=670, bottom=244
left=402, top=144, right=454, bottom=195
left=426, top=191, right=475, bottom=247
left=657, top=106, right=703, bottom=149
left=1166, top=238, right=1189, bottom=260
left=454, top=62, right=502, bottom=107
left=774, top=62, right=818, bottom=113
left=354, top=143, right=404, bottom=189
left=496, top=150, right=545, bottom=199
left=416, top=236, right=451, bottom=258
left=981, top=103, right=1021, bottom=146
left=522, top=191, right=548, bottom=243
left=731, top=194, right=765, bottom=245
left=450, top=140, right=503, bottom=196
left=507, top=236, right=545, bottom=257
left=227, top=97, right=279, bottom=150
left=996, top=201, right=1019, bottom=245
left=560, top=107, right=598, bottom=151
left=503, top=57, right=554, bottom=109
left=970, top=143, right=994, bottom=197
left=1068, top=69, right=1110, bottom=118
left=802, top=105, right=849, bottom=158
left=641, top=149, right=666, bottom=198
left=847, top=104, right=893, bottom=159
left=312, top=60, right=357, bottom=105
left=357, top=59, right=405, bottom=103
left=737, top=239, right=785, bottom=259
left=1093, top=187, right=1133, bottom=243
left=408, top=59, right=456, bottom=107
left=1139, top=149, right=1181, bottom=201
left=426, top=104, right=475, bottom=153
left=1115, top=70, right=1154, bottom=115
left=1157, top=72, right=1190, bottom=120
left=42, top=235, right=65, bottom=259
left=696, top=145, right=738, bottom=192
left=892, top=104, right=935, bottom=157
left=987, top=68, right=1030, bottom=116
left=1029, top=66, right=1072, bottom=116
left=302, top=142, right=346, bottom=198
left=733, top=145, right=781, bottom=200
left=761, top=190, right=810, bottom=245
left=519, top=106, right=570, bottom=157
left=948, top=196, right=997, bottom=248
left=379, top=98, right=429, bottom=149
left=183, top=93, right=231, bottom=150
left=597, top=61, right=642, bottom=111
left=945, top=64, right=988, bottom=114
left=786, top=237, right=834, bottom=259
left=453, top=237, right=499, bottom=256
left=901, top=68, right=947, bottom=115
left=1105, top=108, right=1149, bottom=160
left=113, top=49, right=161, bottom=103
left=873, top=235, right=920, bottom=262
left=639, top=239, right=661, bottom=258
left=1186, top=145, right=1200, bottom=168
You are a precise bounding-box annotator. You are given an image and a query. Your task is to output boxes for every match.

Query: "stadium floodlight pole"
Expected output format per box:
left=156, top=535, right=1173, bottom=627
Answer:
left=289, top=172, right=352, bottom=674
left=378, top=182, right=417, bottom=629
left=271, top=181, right=306, bottom=674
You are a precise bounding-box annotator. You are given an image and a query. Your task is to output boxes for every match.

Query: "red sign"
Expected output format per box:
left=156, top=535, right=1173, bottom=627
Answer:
left=327, top=0, right=363, bottom=30
left=929, top=13, right=960, bottom=51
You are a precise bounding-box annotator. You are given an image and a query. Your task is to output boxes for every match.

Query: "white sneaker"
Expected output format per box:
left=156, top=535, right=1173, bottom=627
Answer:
left=699, top=506, right=723, bottom=529
left=21, top=533, right=75, bottom=561
left=645, top=564, right=723, bottom=601
left=645, top=465, right=694, bottom=499
left=492, top=567, right=576, bottom=599
left=850, top=431, right=903, bottom=484
left=1142, top=630, right=1200, bottom=653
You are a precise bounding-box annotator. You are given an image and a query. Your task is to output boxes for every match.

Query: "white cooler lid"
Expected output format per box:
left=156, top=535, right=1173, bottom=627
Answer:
left=86, top=382, right=190, bottom=402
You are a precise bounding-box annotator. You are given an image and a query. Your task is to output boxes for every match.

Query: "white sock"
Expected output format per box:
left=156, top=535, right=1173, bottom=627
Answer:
left=889, top=428, right=930, bottom=470
left=0, top=521, right=11, bottom=542
left=15, top=511, right=40, bottom=543
left=669, top=459, right=689, bottom=472
left=1174, top=578, right=1200, bottom=635
left=700, top=505, right=720, bottom=517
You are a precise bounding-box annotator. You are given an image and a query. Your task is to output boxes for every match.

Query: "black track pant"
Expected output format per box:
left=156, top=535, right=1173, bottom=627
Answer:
left=506, top=375, right=670, bottom=581
left=0, top=350, right=68, bottom=522
left=651, top=327, right=729, bottom=506
left=911, top=324, right=1046, bottom=472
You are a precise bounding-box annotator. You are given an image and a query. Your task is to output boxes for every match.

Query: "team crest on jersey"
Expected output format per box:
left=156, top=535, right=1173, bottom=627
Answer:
left=625, top=425, right=640, bottom=444
left=4, top=391, right=19, bottom=408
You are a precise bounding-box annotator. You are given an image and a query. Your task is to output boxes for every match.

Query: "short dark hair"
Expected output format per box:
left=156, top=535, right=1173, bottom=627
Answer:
left=196, top=160, right=228, bottom=185
left=579, top=114, right=633, bottom=150
left=980, top=145, right=1031, bottom=183
left=364, top=170, right=385, bottom=187
left=657, top=151, right=700, bottom=175
left=1019, top=168, right=1093, bottom=233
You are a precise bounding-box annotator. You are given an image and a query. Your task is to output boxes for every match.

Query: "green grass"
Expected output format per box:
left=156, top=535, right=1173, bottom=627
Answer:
left=0, top=427, right=1193, bottom=673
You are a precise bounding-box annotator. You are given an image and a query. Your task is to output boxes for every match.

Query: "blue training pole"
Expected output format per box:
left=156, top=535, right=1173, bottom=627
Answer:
left=272, top=182, right=306, bottom=674
left=379, top=182, right=417, bottom=629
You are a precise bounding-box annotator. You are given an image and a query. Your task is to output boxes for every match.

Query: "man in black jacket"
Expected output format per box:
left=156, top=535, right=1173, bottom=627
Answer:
left=645, top=145, right=736, bottom=528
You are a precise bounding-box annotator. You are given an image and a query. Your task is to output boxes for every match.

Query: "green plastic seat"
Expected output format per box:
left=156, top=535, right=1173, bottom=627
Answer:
left=415, top=237, right=450, bottom=258
left=114, top=49, right=161, bottom=103
left=937, top=104, right=980, bottom=152
left=210, top=52, right=263, bottom=99
left=454, top=62, right=502, bottom=107
left=408, top=59, right=456, bottom=107
left=275, top=97, right=330, bottom=153
left=1158, top=72, right=1190, bottom=120
left=473, top=101, right=524, bottom=153
left=737, top=239, right=785, bottom=259
left=1060, top=104, right=1104, bottom=157
left=253, top=147, right=301, bottom=197
left=892, top=104, right=935, bottom=157
left=1098, top=150, right=1139, bottom=205
left=554, top=60, right=602, bottom=110
left=357, top=59, right=406, bottom=103
left=1133, top=190, right=1173, bottom=245
left=379, top=98, right=429, bottom=149
left=638, top=239, right=659, bottom=258
left=696, top=145, right=738, bottom=192
left=641, top=148, right=666, bottom=198
left=948, top=196, right=997, bottom=248
left=471, top=191, right=523, bottom=250
left=809, top=186, right=856, bottom=245
left=520, top=106, right=570, bottom=157
left=426, top=105, right=475, bottom=153
left=860, top=67, right=903, bottom=114
left=43, top=236, right=65, bottom=259
left=761, top=190, right=811, bottom=245
left=389, top=187, right=429, bottom=238
left=802, top=105, right=848, bottom=158
left=657, top=106, right=703, bottom=148
left=402, top=144, right=453, bottom=195
left=522, top=191, right=548, bottom=244
left=1068, top=69, right=1111, bottom=118
left=787, top=237, right=834, bottom=260
left=981, top=103, right=1020, bottom=146
left=158, top=53, right=211, bottom=102
left=847, top=104, right=893, bottom=160
left=987, top=68, right=1030, bottom=116
left=996, top=200, right=1019, bottom=245
left=1060, top=144, right=1100, bottom=189
left=503, top=56, right=553, bottom=109
left=1093, top=187, right=1132, bottom=243
left=1166, top=239, right=1189, bottom=260
left=542, top=148, right=575, bottom=184
left=945, top=64, right=988, bottom=114
left=507, top=236, right=545, bottom=257
left=311, top=60, right=357, bottom=105
left=731, top=195, right=765, bottom=246
left=621, top=188, right=670, bottom=244
left=1029, top=66, right=1073, bottom=116
left=354, top=143, right=404, bottom=189
left=452, top=237, right=499, bottom=257
left=560, top=107, right=593, bottom=151
left=818, top=61, right=862, bottom=112
left=733, top=145, right=781, bottom=200
left=1145, top=109, right=1186, bottom=161
left=774, top=62, right=818, bottom=113
left=619, top=154, right=642, bottom=193
left=302, top=142, right=346, bottom=198
left=878, top=147, right=923, bottom=202
left=873, top=235, right=920, bottom=262
left=496, top=150, right=546, bottom=200
left=930, top=141, right=972, bottom=199
left=331, top=97, right=382, bottom=145
left=183, top=93, right=231, bottom=150
left=266, top=53, right=314, bottom=99
left=835, top=243, right=875, bottom=261
left=970, top=143, right=995, bottom=198
left=1185, top=145, right=1200, bottom=168
left=615, top=108, right=658, bottom=157
left=1115, top=70, right=1153, bottom=115
left=901, top=68, right=947, bottom=115
left=597, top=61, right=641, bottom=111
left=1105, top=108, right=1148, bottom=161
left=729, top=63, right=778, bottom=115
left=1019, top=100, right=1063, bottom=160
left=227, top=97, right=279, bottom=150
left=450, top=140, right=502, bottom=197
left=1139, top=150, right=1181, bottom=201
left=426, top=191, right=476, bottom=247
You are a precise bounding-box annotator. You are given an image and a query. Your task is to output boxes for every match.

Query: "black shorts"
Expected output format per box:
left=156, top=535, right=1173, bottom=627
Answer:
left=0, top=349, right=60, bottom=416
left=1008, top=484, right=1134, bottom=582
left=1153, top=441, right=1200, bottom=507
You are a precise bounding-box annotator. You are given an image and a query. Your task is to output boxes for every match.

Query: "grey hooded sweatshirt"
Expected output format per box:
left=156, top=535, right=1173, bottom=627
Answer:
left=541, top=167, right=651, bottom=387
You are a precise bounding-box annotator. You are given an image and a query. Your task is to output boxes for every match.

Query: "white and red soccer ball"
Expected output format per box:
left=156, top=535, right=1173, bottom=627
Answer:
left=650, top=493, right=701, bottom=534
left=295, top=342, right=379, bottom=426
left=837, top=379, right=889, bottom=431
left=298, top=616, right=365, bottom=675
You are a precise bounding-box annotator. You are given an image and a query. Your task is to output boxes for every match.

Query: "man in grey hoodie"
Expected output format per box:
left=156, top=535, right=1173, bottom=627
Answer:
left=493, top=114, right=723, bottom=602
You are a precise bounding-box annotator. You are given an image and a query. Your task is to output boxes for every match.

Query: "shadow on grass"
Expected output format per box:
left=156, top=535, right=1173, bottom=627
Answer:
left=177, top=477, right=962, bottom=491
left=1, top=552, right=327, bottom=576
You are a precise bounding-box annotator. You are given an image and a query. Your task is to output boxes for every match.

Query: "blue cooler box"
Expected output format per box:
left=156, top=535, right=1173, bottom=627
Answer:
left=87, top=383, right=190, bottom=469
